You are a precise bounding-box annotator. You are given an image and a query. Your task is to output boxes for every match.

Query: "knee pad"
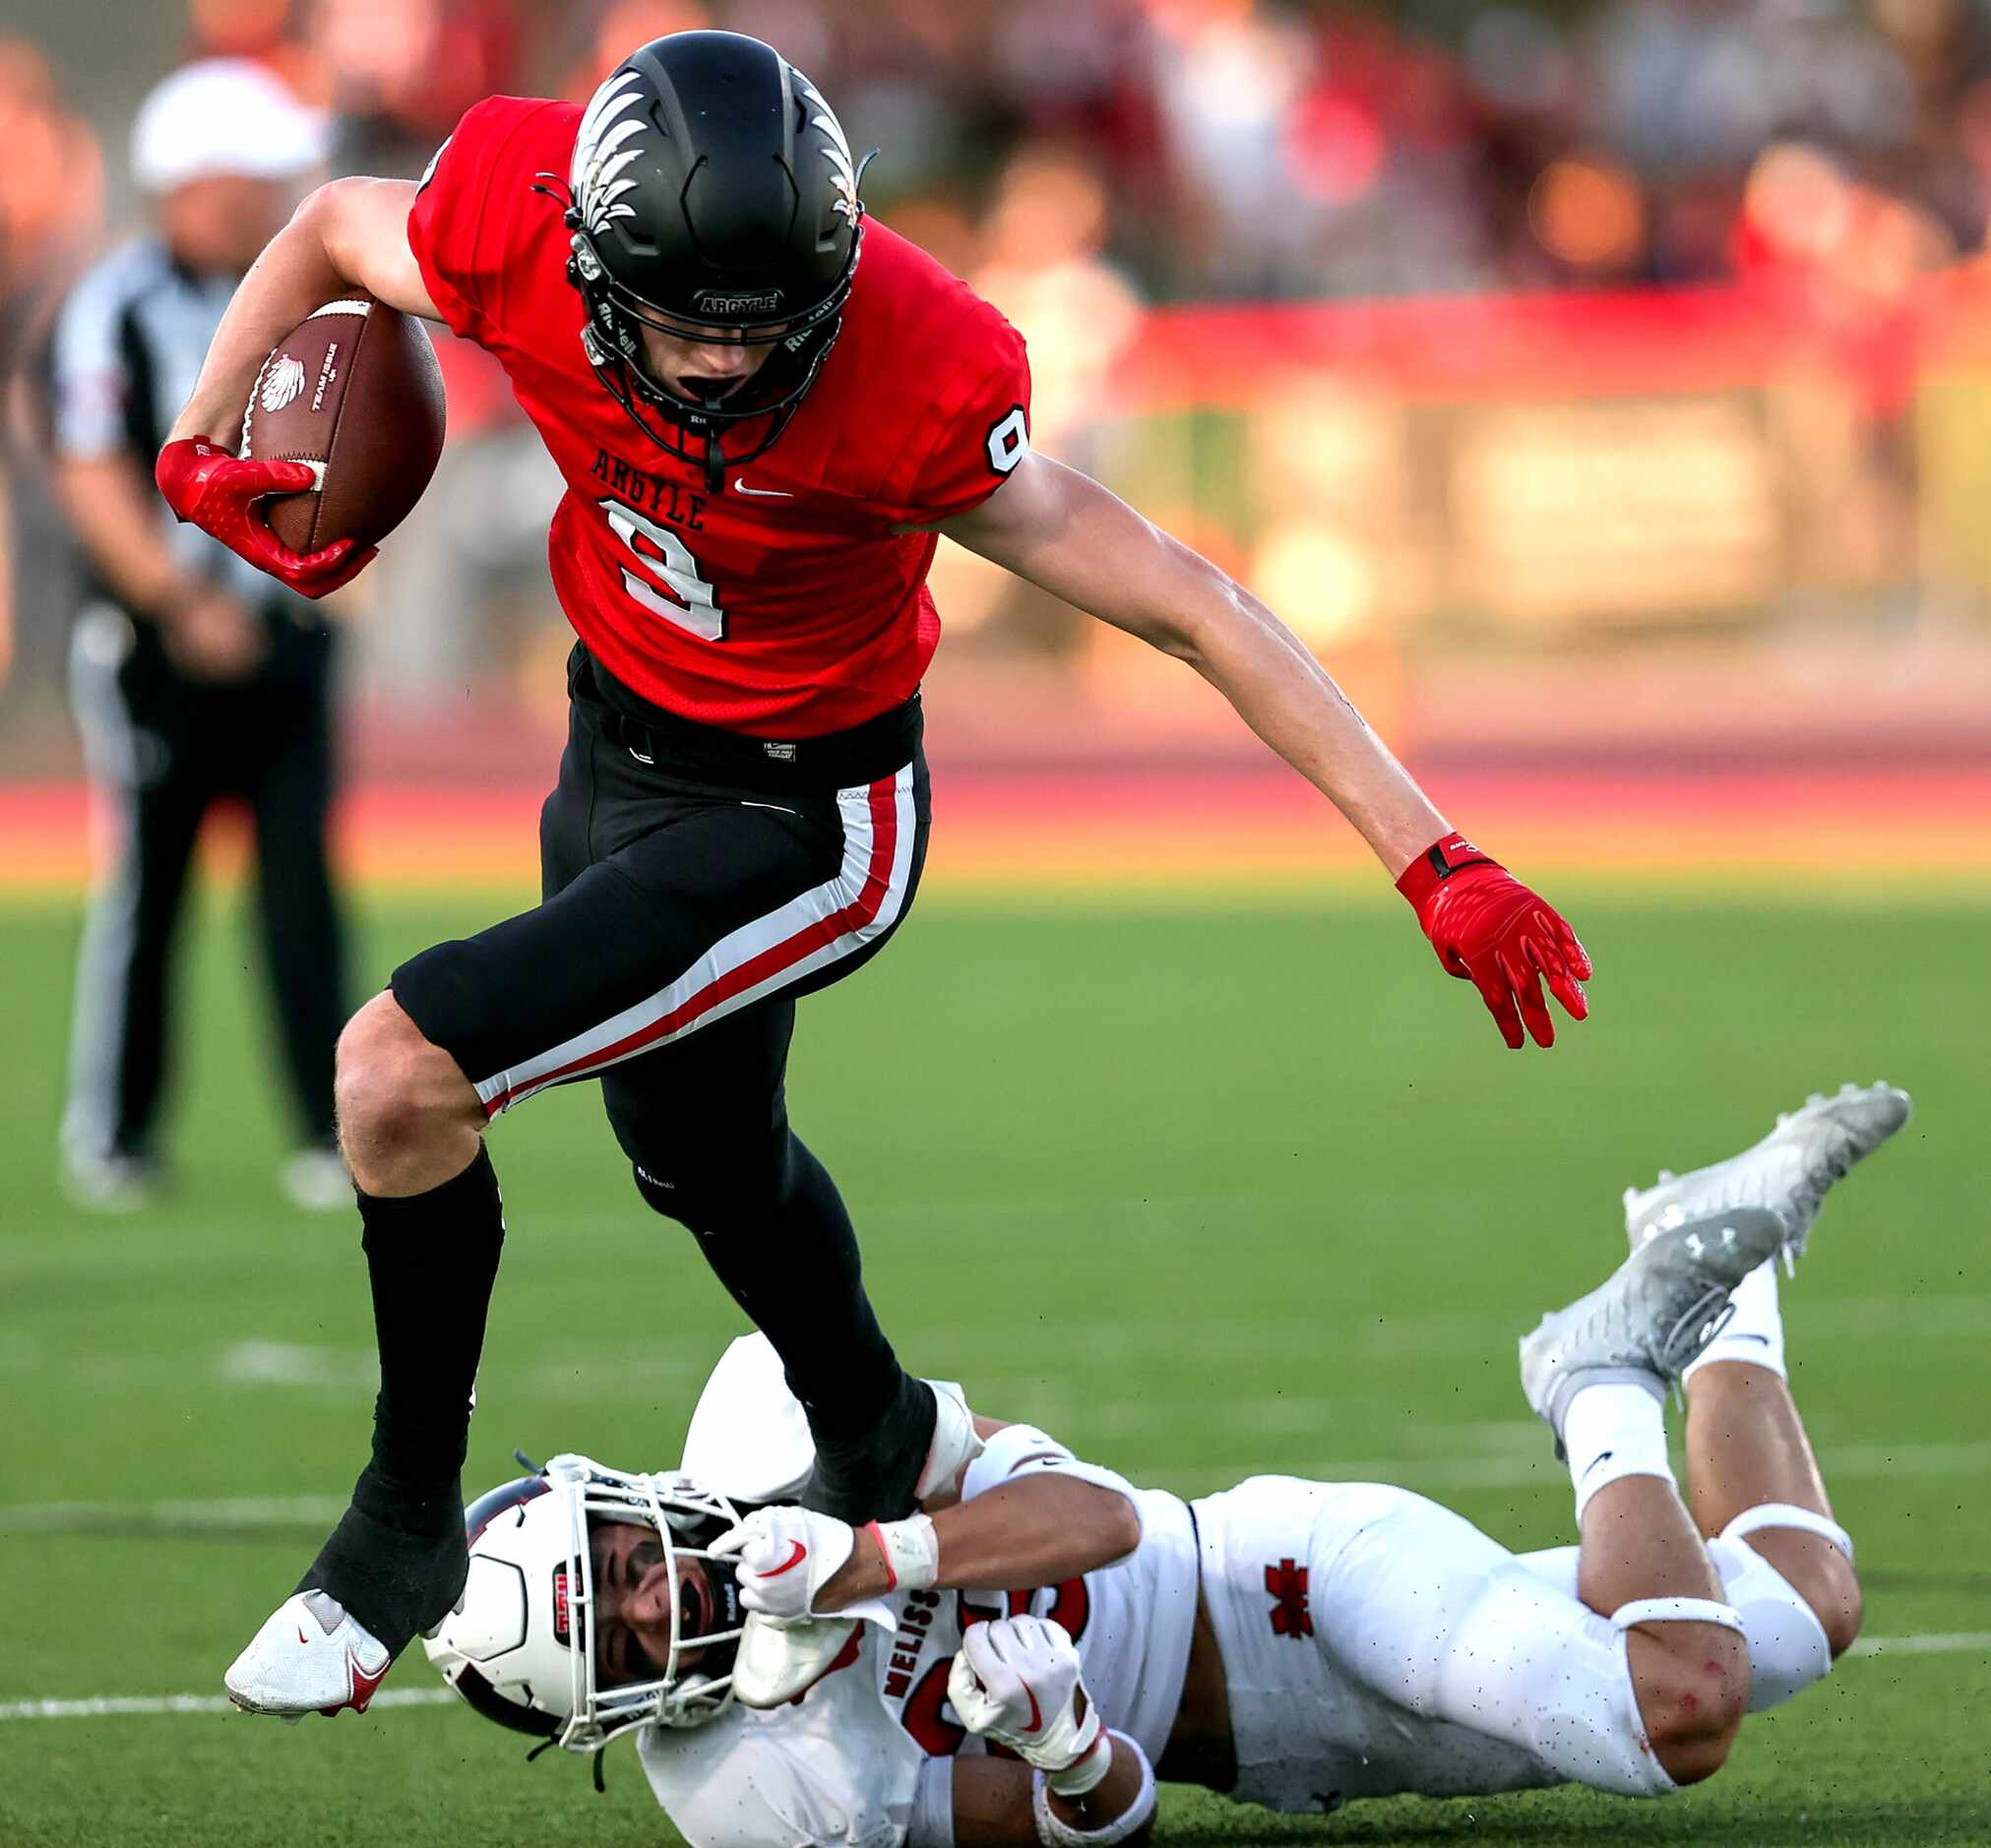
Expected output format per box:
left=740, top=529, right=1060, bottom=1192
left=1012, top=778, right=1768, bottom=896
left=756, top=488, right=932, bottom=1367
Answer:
left=1707, top=1526, right=1837, bottom=1712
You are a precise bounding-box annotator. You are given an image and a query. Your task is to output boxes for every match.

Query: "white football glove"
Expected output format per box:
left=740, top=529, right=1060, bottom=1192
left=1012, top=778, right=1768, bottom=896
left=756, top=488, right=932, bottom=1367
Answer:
left=947, top=1616, right=1102, bottom=1781
left=710, top=1505, right=856, bottom=1622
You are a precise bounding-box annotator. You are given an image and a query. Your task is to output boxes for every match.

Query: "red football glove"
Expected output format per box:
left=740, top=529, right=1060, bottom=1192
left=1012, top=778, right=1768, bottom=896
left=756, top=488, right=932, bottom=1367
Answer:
left=1399, top=833, right=1592, bottom=1050
left=155, top=438, right=375, bottom=600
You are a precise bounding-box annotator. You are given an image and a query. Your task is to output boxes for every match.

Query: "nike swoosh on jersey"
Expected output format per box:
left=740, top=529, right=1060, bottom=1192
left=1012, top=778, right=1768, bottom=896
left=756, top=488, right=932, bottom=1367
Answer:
left=733, top=478, right=794, bottom=498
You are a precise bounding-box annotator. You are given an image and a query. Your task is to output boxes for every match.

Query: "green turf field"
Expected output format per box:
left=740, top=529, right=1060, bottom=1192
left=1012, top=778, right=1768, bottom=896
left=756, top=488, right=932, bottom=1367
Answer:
left=2, top=890, right=1986, bottom=1845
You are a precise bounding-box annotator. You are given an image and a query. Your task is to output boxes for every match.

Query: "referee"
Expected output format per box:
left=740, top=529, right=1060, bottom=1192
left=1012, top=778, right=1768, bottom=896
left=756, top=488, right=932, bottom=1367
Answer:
left=49, top=62, right=351, bottom=1211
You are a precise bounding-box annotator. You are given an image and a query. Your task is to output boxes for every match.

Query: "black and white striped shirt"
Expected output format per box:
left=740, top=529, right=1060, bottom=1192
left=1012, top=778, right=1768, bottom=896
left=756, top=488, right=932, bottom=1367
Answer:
left=48, top=235, right=309, bottom=612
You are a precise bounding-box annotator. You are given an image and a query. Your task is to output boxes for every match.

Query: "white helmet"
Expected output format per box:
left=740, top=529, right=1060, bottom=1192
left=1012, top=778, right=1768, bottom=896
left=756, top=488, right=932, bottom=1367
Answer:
left=422, top=1453, right=745, bottom=1756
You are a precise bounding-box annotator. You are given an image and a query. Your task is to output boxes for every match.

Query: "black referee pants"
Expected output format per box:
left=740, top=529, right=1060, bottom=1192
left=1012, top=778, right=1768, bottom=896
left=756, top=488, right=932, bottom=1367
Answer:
left=63, top=606, right=347, bottom=1164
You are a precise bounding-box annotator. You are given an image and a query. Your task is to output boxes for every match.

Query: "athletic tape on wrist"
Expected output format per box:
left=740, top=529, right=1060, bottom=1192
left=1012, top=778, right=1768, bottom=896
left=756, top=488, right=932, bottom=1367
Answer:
left=1032, top=1735, right=1155, bottom=1848
left=1611, top=1596, right=1746, bottom=1634
left=1720, top=1502, right=1854, bottom=1565
left=864, top=1514, right=939, bottom=1592
left=1044, top=1703, right=1107, bottom=1796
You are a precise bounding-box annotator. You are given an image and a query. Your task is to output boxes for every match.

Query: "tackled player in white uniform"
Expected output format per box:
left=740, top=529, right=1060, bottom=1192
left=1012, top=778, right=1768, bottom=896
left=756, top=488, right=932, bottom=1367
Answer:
left=421, top=1084, right=1905, bottom=1844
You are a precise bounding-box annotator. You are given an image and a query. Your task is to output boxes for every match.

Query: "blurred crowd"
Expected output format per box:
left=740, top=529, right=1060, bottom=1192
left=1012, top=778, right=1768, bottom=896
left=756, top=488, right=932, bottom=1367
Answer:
left=5, top=0, right=1991, bottom=713
left=8, top=0, right=1990, bottom=348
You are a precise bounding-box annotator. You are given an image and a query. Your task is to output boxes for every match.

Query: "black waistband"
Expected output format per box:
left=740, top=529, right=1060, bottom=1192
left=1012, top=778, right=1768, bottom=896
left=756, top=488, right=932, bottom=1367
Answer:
left=568, top=644, right=921, bottom=794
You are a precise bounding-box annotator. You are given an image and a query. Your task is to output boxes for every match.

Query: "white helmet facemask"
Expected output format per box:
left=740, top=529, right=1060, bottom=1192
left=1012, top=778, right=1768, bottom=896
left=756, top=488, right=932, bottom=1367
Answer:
left=423, top=1453, right=746, bottom=1761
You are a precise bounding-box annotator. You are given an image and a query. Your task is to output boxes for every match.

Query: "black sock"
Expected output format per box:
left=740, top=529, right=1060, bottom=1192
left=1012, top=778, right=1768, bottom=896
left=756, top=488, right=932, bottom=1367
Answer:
left=644, top=1132, right=903, bottom=1440
left=357, top=1141, right=506, bottom=1490
left=297, top=1143, right=505, bottom=1648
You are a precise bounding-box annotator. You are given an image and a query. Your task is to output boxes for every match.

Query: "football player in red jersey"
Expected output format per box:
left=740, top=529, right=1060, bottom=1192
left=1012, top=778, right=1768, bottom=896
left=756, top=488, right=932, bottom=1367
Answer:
left=150, top=32, right=1593, bottom=1717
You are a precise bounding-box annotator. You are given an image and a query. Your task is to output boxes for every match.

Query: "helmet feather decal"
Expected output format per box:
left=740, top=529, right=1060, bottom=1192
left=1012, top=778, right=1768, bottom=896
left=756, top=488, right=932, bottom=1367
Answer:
left=573, top=70, right=651, bottom=234
left=794, top=74, right=859, bottom=223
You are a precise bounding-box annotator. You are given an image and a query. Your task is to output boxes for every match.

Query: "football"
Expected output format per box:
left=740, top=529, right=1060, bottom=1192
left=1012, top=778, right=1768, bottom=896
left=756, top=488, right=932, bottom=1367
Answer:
left=240, top=294, right=446, bottom=555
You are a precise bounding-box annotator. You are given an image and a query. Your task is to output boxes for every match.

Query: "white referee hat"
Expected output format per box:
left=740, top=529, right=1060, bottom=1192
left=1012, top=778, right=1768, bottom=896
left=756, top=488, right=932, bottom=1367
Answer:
left=131, top=59, right=332, bottom=194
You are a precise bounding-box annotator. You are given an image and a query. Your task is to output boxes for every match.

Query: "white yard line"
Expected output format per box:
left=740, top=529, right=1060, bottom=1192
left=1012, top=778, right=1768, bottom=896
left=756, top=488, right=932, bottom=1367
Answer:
left=0, top=1494, right=348, bottom=1533
left=0, top=1690, right=455, bottom=1721
left=4, top=1634, right=1985, bottom=1721
left=1846, top=1631, right=1991, bottom=1658
left=6, top=1438, right=1986, bottom=1532
left=1119, top=1439, right=1991, bottom=1496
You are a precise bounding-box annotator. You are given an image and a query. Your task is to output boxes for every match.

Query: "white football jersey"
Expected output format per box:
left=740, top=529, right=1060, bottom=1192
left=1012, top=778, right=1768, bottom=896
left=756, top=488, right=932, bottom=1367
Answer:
left=640, top=1350, right=1200, bottom=1848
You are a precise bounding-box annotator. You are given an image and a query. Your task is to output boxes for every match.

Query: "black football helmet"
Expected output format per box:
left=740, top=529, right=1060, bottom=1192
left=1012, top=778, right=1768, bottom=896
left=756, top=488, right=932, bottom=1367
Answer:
left=559, top=31, right=871, bottom=489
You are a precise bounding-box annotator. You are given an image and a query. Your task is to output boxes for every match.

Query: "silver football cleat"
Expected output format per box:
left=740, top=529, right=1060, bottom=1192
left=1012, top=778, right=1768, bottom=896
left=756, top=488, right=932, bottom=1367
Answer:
left=1622, top=1082, right=1911, bottom=1265
left=1521, top=1205, right=1788, bottom=1450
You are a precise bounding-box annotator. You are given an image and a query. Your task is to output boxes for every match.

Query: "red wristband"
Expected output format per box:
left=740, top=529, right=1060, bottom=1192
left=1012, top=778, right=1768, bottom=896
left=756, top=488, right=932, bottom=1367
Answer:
left=863, top=1519, right=898, bottom=1592
left=1396, top=832, right=1500, bottom=909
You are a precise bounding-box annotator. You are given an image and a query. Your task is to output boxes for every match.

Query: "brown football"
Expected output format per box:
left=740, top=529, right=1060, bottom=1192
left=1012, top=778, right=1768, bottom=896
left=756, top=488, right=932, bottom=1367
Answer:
left=241, top=295, right=446, bottom=555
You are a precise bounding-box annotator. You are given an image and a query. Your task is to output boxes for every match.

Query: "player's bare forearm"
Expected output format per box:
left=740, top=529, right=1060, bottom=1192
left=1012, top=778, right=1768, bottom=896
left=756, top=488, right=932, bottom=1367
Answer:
left=817, top=1472, right=1141, bottom=1611
left=952, top=1749, right=1153, bottom=1848
left=53, top=454, right=191, bottom=611
left=167, top=177, right=439, bottom=449
left=937, top=453, right=1446, bottom=877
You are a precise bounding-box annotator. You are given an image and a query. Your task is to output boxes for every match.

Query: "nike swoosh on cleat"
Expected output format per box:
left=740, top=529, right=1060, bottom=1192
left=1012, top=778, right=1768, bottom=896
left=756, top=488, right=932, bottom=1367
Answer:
left=344, top=1652, right=390, bottom=1713
left=763, top=1541, right=809, bottom=1577
left=1582, top=1450, right=1616, bottom=1481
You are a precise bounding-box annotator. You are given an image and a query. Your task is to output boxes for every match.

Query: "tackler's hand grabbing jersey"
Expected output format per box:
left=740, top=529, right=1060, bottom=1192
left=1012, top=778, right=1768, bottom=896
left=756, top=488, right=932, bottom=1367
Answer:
left=407, top=96, right=1029, bottom=736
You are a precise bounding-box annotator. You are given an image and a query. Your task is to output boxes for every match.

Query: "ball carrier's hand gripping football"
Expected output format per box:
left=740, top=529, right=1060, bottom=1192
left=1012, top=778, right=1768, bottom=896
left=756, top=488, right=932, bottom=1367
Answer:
left=155, top=438, right=373, bottom=599
left=156, top=294, right=445, bottom=599
left=1399, top=832, right=1593, bottom=1049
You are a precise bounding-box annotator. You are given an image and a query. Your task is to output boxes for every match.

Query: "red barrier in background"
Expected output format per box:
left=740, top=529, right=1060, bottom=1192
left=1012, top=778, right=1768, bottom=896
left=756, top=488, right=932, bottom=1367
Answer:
left=7, top=761, right=1991, bottom=895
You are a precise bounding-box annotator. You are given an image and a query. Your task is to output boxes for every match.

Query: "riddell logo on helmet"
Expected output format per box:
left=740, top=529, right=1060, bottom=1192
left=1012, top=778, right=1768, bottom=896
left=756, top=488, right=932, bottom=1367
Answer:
left=693, top=288, right=781, bottom=315
left=552, top=1567, right=572, bottom=1645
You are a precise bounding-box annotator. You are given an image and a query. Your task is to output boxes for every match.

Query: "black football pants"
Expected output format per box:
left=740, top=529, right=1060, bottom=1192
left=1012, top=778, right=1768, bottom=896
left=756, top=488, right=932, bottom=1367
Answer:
left=391, top=647, right=931, bottom=1439
left=63, top=608, right=346, bottom=1163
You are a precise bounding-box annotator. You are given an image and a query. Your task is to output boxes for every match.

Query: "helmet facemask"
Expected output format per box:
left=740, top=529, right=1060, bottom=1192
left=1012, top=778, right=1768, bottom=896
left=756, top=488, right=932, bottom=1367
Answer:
left=425, top=1454, right=747, bottom=1759
left=566, top=224, right=860, bottom=491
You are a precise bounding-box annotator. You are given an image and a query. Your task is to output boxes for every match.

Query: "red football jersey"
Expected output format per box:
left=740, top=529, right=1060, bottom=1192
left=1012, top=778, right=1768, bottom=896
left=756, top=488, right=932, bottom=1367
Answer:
left=406, top=95, right=1032, bottom=737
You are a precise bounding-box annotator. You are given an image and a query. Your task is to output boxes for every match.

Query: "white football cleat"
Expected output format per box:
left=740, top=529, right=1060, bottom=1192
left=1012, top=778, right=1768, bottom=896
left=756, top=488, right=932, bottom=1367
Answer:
left=729, top=1612, right=858, bottom=1709
left=224, top=1589, right=392, bottom=1718
left=1622, top=1082, right=1911, bottom=1264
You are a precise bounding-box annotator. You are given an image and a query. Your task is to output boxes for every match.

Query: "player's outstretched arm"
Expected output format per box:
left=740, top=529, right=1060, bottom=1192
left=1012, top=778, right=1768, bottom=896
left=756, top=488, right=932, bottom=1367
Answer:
left=937, top=453, right=1592, bottom=1048
left=716, top=1471, right=1141, bottom=1621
